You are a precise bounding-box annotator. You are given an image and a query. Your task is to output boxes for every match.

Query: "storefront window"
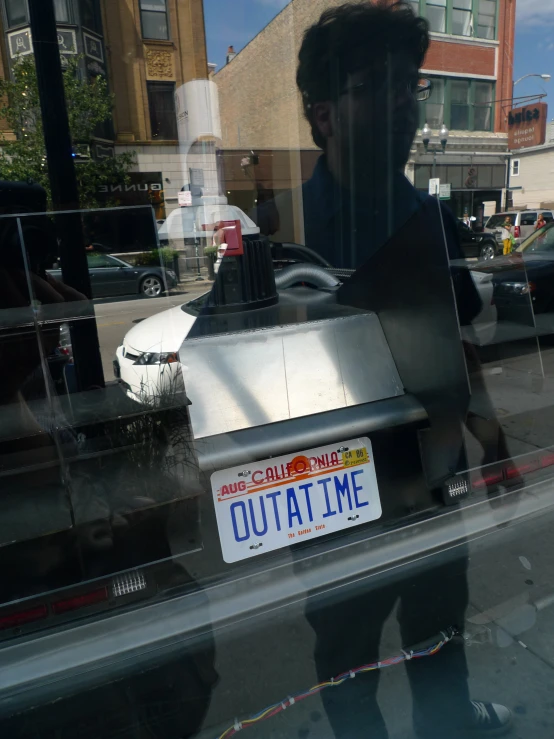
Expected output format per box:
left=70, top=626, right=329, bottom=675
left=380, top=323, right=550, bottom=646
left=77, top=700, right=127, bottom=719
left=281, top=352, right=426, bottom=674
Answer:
left=1, top=3, right=550, bottom=739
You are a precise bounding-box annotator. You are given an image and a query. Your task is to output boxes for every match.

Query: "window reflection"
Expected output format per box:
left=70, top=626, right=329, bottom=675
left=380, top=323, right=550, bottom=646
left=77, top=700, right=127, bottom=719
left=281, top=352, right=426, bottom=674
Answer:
left=426, top=0, right=446, bottom=32
left=147, top=81, right=177, bottom=140
left=477, top=0, right=497, bottom=39
left=140, top=0, right=169, bottom=40
left=79, top=0, right=101, bottom=33
left=0, top=1, right=551, bottom=739
left=451, top=79, right=470, bottom=130
left=5, top=0, right=27, bottom=27
left=452, top=0, right=472, bottom=36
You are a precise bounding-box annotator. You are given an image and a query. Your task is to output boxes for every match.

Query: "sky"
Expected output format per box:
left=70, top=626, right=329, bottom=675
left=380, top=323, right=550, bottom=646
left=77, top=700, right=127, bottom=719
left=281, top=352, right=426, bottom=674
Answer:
left=203, top=0, right=554, bottom=113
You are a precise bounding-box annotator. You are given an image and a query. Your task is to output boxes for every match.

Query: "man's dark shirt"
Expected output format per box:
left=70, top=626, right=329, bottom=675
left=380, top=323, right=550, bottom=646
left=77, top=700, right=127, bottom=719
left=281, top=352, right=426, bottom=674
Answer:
left=274, top=154, right=481, bottom=326
left=301, top=155, right=429, bottom=268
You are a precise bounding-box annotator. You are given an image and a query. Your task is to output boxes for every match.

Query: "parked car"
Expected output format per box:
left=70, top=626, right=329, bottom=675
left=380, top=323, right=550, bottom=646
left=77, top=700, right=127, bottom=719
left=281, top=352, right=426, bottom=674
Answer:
left=114, top=264, right=496, bottom=403
left=475, top=221, right=554, bottom=323
left=457, top=220, right=499, bottom=260
left=484, top=210, right=554, bottom=249
left=49, top=252, right=176, bottom=299
left=114, top=301, right=197, bottom=403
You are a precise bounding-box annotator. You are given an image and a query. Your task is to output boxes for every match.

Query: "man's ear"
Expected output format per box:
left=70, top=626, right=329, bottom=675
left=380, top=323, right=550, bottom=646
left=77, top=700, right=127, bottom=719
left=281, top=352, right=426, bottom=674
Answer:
left=312, top=101, right=335, bottom=142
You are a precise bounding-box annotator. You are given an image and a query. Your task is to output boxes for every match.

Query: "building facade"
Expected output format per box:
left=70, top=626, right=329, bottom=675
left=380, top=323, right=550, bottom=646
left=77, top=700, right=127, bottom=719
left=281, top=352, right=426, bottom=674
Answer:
left=0, top=0, right=212, bottom=217
left=508, top=122, right=554, bottom=211
left=214, top=0, right=515, bottom=229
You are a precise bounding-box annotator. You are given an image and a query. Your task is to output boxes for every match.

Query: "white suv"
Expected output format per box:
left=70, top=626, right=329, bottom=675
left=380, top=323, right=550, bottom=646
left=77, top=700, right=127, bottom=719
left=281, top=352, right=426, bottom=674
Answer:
left=484, top=210, right=554, bottom=247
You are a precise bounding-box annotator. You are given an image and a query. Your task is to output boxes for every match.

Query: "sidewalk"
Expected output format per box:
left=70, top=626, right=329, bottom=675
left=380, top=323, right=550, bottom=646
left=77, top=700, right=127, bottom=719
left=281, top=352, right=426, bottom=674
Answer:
left=197, top=523, right=554, bottom=738
left=177, top=264, right=213, bottom=284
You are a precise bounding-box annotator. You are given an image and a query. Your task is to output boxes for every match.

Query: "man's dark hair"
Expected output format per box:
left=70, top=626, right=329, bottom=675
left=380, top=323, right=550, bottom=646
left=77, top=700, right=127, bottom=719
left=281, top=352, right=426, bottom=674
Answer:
left=297, top=1, right=429, bottom=148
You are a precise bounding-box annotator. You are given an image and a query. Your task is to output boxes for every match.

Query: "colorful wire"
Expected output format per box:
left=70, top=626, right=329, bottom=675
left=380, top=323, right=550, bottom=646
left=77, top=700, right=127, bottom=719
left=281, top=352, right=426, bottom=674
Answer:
left=216, top=627, right=457, bottom=739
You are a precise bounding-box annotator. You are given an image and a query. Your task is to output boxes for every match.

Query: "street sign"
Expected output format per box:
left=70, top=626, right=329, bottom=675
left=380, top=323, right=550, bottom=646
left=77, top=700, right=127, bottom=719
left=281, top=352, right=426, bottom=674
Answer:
left=429, top=178, right=440, bottom=196
left=508, top=102, right=548, bottom=150
left=439, top=183, right=451, bottom=200
left=178, top=190, right=192, bottom=207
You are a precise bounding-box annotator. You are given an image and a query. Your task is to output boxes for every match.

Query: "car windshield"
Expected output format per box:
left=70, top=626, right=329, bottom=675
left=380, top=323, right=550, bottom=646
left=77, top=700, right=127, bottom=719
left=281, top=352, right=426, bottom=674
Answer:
left=486, top=213, right=517, bottom=228
left=517, top=222, right=554, bottom=253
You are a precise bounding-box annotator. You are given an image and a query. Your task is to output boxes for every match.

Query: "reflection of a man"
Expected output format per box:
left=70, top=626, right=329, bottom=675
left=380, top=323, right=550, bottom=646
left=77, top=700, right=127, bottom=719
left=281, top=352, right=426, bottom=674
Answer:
left=291, top=3, right=512, bottom=737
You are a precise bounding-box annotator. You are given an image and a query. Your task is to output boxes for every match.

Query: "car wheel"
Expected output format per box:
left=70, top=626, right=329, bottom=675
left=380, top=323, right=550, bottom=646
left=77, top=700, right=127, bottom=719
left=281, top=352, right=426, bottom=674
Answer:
left=480, top=242, right=497, bottom=261
left=140, top=275, right=163, bottom=298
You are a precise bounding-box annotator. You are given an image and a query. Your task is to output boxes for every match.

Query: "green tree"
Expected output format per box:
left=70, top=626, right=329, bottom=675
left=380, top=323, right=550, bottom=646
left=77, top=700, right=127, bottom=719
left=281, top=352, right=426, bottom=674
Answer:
left=0, top=55, right=135, bottom=208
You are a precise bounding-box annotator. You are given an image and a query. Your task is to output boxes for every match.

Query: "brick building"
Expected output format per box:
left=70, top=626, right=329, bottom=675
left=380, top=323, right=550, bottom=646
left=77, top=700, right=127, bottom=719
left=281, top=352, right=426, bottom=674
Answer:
left=215, top=0, right=516, bottom=230
left=0, top=0, right=212, bottom=217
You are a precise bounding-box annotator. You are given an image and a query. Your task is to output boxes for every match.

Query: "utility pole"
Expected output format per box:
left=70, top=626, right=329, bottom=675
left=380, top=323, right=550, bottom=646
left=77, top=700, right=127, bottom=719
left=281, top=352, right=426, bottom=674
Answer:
left=28, top=0, right=105, bottom=391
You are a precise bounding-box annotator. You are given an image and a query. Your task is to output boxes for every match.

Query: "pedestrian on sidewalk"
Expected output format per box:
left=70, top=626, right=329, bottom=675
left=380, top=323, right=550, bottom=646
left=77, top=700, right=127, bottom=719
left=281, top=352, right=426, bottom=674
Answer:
left=501, top=217, right=515, bottom=255
left=535, top=213, right=547, bottom=230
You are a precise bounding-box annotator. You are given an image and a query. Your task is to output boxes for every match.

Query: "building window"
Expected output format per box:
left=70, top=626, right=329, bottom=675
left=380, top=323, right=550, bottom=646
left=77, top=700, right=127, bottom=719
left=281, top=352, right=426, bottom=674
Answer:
left=511, top=159, right=520, bottom=177
left=420, top=77, right=494, bottom=132
left=419, top=0, right=497, bottom=39
left=80, top=0, right=102, bottom=33
left=474, top=81, right=493, bottom=130
left=452, top=0, right=472, bottom=36
left=5, top=0, right=28, bottom=28
left=476, top=0, right=496, bottom=39
left=450, top=80, right=470, bottom=130
left=426, top=0, right=446, bottom=33
left=54, top=0, right=71, bottom=23
left=140, top=0, right=169, bottom=41
left=420, top=77, right=445, bottom=128
left=147, top=82, right=177, bottom=140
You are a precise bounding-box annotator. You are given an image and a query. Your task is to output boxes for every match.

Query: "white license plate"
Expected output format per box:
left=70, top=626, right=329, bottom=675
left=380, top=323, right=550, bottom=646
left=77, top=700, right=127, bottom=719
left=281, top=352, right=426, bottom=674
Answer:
left=211, top=437, right=381, bottom=563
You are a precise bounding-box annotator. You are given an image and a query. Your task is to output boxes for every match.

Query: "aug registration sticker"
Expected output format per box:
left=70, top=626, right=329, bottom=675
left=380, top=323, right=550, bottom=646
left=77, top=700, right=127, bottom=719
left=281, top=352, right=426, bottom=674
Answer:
left=211, top=438, right=381, bottom=563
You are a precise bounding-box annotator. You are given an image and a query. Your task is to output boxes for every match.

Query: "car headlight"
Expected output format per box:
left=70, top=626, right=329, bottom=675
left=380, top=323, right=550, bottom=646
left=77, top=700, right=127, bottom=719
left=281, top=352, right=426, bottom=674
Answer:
left=166, top=269, right=176, bottom=279
left=133, top=352, right=179, bottom=365
left=500, top=281, right=534, bottom=296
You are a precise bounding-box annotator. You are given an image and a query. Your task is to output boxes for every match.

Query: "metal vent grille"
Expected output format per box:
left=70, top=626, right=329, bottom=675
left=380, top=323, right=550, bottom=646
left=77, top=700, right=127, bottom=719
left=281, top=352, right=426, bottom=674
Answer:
left=112, top=570, right=146, bottom=598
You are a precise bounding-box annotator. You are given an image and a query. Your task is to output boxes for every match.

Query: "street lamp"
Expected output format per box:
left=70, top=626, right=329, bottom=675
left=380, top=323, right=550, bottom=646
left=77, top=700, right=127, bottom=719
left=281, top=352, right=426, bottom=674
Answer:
left=421, top=122, right=449, bottom=179
left=512, top=73, right=551, bottom=101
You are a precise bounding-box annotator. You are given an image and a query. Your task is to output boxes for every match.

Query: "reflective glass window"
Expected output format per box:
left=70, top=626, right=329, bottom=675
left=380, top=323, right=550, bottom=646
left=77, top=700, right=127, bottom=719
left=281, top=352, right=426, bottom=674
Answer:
left=426, top=0, right=446, bottom=32
left=452, top=0, right=472, bottom=36
left=5, top=0, right=27, bottom=27
left=140, top=0, right=169, bottom=40
left=451, top=79, right=470, bottom=129
left=477, top=0, right=497, bottom=39
left=147, top=81, right=177, bottom=139
left=474, top=81, right=493, bottom=130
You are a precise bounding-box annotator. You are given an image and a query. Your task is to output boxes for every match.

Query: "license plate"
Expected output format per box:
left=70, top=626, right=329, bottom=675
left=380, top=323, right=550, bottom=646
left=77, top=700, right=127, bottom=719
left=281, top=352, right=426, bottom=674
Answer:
left=211, top=437, right=381, bottom=563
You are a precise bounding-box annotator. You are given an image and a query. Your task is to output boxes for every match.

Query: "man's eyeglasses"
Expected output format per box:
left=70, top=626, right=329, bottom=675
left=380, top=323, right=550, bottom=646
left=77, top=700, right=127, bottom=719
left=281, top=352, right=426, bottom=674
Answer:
left=340, top=77, right=432, bottom=102
left=415, top=78, right=432, bottom=102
